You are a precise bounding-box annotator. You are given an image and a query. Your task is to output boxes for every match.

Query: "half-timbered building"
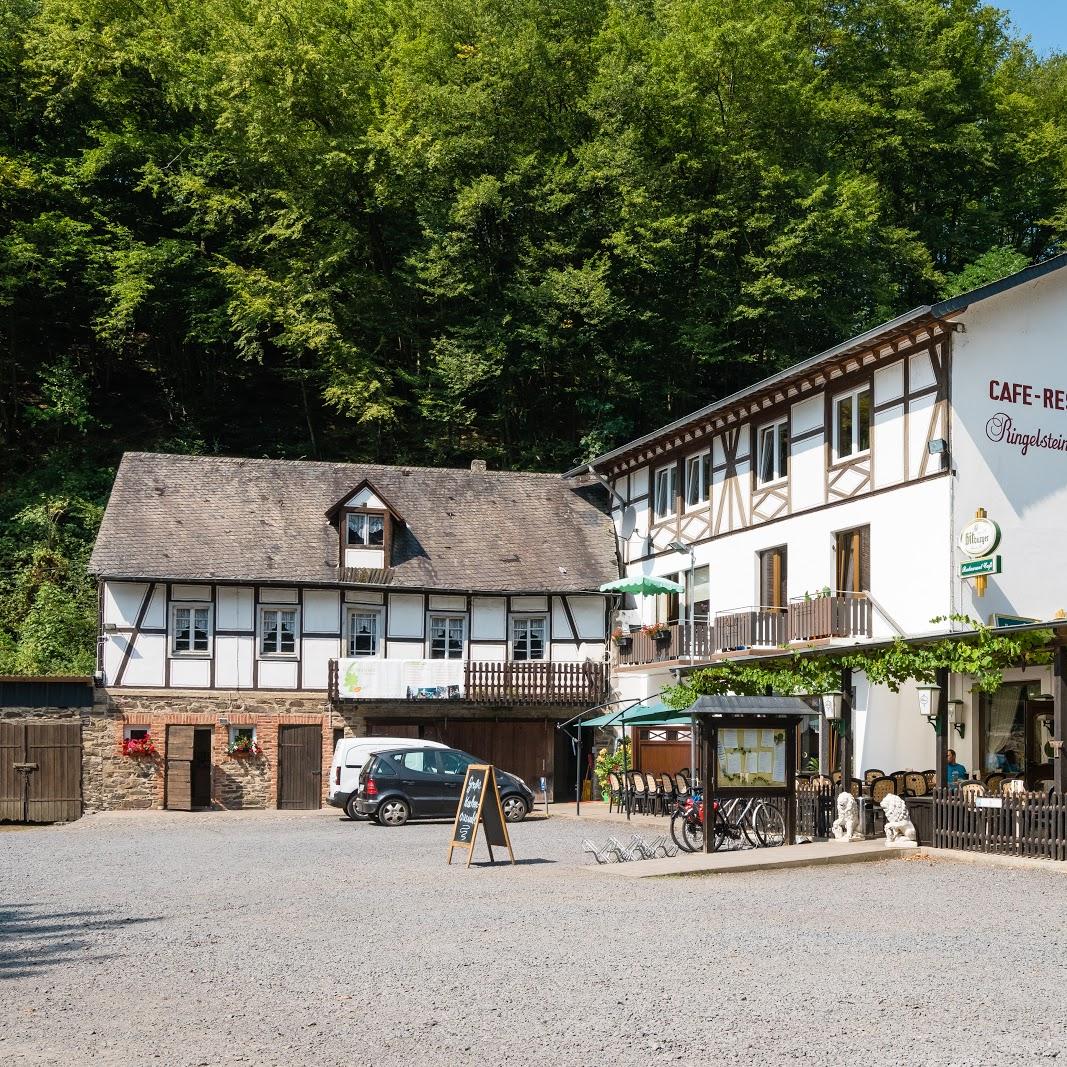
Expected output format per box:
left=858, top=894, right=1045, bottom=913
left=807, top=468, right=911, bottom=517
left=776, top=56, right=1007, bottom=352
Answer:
left=88, top=455, right=617, bottom=810
left=573, top=255, right=1067, bottom=784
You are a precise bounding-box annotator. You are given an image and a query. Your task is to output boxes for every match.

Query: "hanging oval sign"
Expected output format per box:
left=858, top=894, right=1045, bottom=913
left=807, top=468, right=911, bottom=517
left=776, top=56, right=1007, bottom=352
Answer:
left=959, top=517, right=1001, bottom=558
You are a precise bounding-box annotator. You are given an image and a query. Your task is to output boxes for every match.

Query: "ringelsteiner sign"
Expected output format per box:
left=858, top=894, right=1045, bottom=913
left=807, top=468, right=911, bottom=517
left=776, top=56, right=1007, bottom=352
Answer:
left=447, top=764, right=515, bottom=867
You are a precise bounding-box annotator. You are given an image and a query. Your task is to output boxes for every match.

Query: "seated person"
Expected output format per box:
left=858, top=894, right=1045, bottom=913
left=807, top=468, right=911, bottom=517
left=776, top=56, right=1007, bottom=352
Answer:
left=946, top=749, right=968, bottom=786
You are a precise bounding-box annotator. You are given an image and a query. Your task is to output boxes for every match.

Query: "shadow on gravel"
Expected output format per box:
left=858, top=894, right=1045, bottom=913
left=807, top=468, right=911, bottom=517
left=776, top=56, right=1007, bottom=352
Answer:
left=0, top=905, right=160, bottom=981
left=469, top=858, right=556, bottom=867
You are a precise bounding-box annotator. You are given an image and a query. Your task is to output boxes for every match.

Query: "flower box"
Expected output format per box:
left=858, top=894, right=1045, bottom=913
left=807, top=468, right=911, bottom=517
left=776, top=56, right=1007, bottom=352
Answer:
left=122, top=735, right=158, bottom=758
left=226, top=739, right=264, bottom=759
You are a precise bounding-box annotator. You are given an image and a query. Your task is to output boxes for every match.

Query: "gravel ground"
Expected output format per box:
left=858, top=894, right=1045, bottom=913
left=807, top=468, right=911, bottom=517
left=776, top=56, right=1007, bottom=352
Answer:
left=2, top=809, right=1066, bottom=1067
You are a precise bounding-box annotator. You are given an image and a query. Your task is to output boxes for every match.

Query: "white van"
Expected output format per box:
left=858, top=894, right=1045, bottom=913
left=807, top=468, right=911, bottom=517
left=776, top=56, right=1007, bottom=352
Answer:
left=328, top=736, right=448, bottom=819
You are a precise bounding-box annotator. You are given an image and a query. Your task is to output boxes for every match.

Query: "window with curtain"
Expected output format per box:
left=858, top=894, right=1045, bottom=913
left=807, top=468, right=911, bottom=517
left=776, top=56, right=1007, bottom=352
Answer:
left=260, top=607, right=297, bottom=656
left=511, top=616, right=547, bottom=661
left=346, top=512, right=385, bottom=546
left=172, top=604, right=210, bottom=655
left=346, top=611, right=380, bottom=657
left=429, top=616, right=465, bottom=659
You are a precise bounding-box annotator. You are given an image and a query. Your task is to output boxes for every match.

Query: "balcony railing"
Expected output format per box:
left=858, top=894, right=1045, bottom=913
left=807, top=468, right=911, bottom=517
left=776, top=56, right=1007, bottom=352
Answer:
left=789, top=593, right=873, bottom=642
left=328, top=658, right=607, bottom=707
left=614, top=594, right=874, bottom=666
left=715, top=607, right=788, bottom=651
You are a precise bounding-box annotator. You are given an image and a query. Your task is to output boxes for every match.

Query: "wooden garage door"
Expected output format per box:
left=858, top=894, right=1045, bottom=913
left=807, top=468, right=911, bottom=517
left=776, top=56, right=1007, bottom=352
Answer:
left=444, top=721, right=550, bottom=792
left=278, top=725, right=322, bottom=810
left=0, top=721, right=82, bottom=823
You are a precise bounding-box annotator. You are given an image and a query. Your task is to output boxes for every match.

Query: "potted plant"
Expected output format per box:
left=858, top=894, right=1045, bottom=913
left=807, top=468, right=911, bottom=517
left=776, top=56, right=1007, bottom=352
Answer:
left=593, top=739, right=632, bottom=799
left=227, top=734, right=264, bottom=759
left=121, top=733, right=158, bottom=758
left=611, top=627, right=633, bottom=654
left=643, top=621, right=671, bottom=643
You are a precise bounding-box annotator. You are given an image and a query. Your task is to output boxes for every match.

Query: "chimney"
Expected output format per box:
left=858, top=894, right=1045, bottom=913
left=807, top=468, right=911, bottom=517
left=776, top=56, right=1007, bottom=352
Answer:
left=470, top=459, right=487, bottom=473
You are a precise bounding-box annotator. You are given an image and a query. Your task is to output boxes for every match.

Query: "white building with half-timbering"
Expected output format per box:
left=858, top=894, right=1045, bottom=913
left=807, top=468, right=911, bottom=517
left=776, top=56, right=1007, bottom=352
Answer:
left=87, top=456, right=617, bottom=810
left=570, top=255, right=1067, bottom=787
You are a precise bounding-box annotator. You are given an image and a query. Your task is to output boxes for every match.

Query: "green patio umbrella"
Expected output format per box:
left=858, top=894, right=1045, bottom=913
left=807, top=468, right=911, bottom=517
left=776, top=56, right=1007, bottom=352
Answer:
left=599, top=575, right=685, bottom=595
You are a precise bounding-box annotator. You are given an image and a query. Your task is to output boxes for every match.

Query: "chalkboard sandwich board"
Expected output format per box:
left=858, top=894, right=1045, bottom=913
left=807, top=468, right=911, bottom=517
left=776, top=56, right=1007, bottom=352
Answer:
left=447, top=764, right=516, bottom=867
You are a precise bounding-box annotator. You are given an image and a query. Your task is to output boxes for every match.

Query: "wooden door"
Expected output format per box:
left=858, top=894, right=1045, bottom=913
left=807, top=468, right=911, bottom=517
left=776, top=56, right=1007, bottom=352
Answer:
left=166, top=725, right=195, bottom=811
left=25, top=723, right=82, bottom=823
left=278, top=725, right=322, bottom=809
left=0, top=721, right=81, bottom=823
left=0, top=722, right=22, bottom=822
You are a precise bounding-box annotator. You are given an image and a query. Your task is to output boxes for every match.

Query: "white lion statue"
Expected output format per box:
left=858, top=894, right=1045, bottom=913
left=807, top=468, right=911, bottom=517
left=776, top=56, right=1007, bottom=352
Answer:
left=831, top=792, right=864, bottom=842
left=880, top=794, right=918, bottom=847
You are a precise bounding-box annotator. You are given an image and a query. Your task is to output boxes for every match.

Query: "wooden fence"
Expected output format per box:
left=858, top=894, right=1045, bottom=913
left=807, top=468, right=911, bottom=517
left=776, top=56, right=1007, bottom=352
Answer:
left=464, top=660, right=608, bottom=706
left=795, top=781, right=837, bottom=840
left=932, top=788, right=1067, bottom=862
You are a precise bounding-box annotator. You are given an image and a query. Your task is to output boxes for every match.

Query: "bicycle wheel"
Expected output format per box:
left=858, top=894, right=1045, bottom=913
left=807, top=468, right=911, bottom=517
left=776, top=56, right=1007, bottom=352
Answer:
left=671, top=810, right=696, bottom=853
left=709, top=808, right=731, bottom=852
left=752, top=802, right=787, bottom=847
left=680, top=811, right=704, bottom=853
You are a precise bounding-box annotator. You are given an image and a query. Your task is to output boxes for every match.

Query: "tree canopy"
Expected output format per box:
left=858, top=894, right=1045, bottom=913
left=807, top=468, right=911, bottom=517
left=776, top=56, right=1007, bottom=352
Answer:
left=1, top=0, right=1065, bottom=671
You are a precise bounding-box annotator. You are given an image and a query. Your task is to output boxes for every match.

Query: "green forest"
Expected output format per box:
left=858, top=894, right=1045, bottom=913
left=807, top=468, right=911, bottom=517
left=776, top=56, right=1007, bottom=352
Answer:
left=1, top=0, right=1065, bottom=674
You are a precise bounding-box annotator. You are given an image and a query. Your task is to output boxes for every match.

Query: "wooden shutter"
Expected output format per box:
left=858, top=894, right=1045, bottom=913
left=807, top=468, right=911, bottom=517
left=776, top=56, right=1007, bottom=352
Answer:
left=166, top=725, right=195, bottom=811
left=760, top=547, right=787, bottom=609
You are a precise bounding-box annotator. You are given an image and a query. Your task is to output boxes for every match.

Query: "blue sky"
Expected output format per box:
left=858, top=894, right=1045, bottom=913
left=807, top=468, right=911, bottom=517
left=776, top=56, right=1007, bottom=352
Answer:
left=1000, top=1, right=1067, bottom=55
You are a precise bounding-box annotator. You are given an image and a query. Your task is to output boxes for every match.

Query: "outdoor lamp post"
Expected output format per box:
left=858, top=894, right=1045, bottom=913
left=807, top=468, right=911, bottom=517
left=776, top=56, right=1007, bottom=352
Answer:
left=917, top=683, right=942, bottom=728
left=670, top=538, right=698, bottom=784
left=821, top=691, right=843, bottom=721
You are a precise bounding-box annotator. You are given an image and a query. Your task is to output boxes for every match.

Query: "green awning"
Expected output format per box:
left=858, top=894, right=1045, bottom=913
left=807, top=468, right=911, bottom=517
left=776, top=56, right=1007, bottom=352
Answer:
left=580, top=702, right=695, bottom=728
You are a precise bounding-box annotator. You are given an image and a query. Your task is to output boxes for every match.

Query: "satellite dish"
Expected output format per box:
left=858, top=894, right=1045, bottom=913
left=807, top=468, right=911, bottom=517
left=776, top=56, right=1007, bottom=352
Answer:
left=619, top=505, right=637, bottom=539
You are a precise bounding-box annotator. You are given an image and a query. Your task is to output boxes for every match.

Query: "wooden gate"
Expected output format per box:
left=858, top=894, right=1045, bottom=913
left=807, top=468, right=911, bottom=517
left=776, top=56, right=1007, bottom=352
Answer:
left=165, top=725, right=195, bottom=811
left=278, top=725, right=322, bottom=809
left=0, top=721, right=82, bottom=823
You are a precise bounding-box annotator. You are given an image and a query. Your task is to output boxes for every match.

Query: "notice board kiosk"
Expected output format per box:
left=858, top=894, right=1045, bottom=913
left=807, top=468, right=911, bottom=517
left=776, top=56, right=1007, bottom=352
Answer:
left=689, top=694, right=813, bottom=855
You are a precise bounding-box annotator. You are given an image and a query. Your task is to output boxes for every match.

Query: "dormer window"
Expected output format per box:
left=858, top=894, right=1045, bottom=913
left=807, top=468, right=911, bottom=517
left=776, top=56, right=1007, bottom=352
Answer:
left=347, top=512, right=384, bottom=547
left=326, top=477, right=406, bottom=573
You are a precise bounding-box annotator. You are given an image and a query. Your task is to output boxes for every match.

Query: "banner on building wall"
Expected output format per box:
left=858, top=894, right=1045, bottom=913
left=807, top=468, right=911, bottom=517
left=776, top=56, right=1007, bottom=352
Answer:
left=337, top=658, right=464, bottom=700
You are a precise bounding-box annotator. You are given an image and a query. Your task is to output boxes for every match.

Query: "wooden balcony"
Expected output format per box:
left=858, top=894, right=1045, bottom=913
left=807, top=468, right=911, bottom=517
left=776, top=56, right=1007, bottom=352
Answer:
left=789, top=594, right=873, bottom=642
left=328, top=658, right=607, bottom=707
left=615, top=623, right=713, bottom=666
left=715, top=607, right=788, bottom=651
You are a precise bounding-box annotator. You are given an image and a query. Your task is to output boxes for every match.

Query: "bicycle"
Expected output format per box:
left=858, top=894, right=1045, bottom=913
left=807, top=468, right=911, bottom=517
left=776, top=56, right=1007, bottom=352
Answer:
left=715, top=795, right=786, bottom=849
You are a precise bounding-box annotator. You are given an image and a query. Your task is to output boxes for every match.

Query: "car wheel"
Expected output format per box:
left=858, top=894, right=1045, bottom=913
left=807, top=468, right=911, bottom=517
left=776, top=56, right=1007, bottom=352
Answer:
left=501, top=795, right=528, bottom=823
left=378, top=798, right=410, bottom=827
left=344, top=795, right=364, bottom=821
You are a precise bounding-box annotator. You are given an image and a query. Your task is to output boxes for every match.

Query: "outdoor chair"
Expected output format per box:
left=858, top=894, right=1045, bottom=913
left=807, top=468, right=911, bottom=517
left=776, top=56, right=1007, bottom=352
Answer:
left=644, top=772, right=665, bottom=815
left=864, top=768, right=885, bottom=786
left=846, top=777, right=864, bottom=798
left=983, top=773, right=1005, bottom=793
left=607, top=772, right=624, bottom=814
left=811, top=774, right=833, bottom=791
left=1001, top=778, right=1025, bottom=795
left=891, top=771, right=910, bottom=795
left=905, top=772, right=928, bottom=797
left=958, top=781, right=986, bottom=799
left=628, top=771, right=648, bottom=813
left=660, top=772, right=677, bottom=812
left=869, top=776, right=897, bottom=805
left=831, top=770, right=843, bottom=786
left=922, top=769, right=937, bottom=791
left=674, top=772, right=690, bottom=798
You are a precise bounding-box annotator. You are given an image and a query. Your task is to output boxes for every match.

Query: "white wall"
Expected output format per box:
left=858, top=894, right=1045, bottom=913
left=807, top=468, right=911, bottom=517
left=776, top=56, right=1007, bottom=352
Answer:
left=952, top=267, right=1067, bottom=622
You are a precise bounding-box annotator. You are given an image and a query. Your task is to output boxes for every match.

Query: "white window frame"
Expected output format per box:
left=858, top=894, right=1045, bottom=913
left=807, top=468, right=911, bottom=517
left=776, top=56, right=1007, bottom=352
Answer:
left=228, top=724, right=257, bottom=746
left=345, top=607, right=382, bottom=658
left=756, top=418, right=789, bottom=486
left=653, top=464, right=677, bottom=521
left=169, top=602, right=213, bottom=658
left=510, top=614, right=549, bottom=662
left=684, top=451, right=711, bottom=510
left=346, top=511, right=385, bottom=547
left=258, top=605, right=300, bottom=659
left=428, top=614, right=466, bottom=660
left=123, top=724, right=150, bottom=741
left=832, top=386, right=872, bottom=461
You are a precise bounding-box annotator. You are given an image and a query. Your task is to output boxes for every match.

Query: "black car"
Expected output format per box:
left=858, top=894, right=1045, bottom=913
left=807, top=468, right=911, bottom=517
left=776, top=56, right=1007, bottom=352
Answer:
left=355, top=746, right=535, bottom=827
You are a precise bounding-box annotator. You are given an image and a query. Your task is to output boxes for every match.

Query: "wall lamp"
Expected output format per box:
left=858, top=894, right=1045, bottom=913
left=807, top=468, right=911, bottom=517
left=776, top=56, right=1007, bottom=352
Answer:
left=948, top=698, right=965, bottom=739
left=917, top=683, right=942, bottom=732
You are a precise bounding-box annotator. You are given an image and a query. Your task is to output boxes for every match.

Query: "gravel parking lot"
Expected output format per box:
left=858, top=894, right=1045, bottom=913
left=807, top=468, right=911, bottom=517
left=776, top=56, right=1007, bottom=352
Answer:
left=2, top=809, right=1066, bottom=1066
